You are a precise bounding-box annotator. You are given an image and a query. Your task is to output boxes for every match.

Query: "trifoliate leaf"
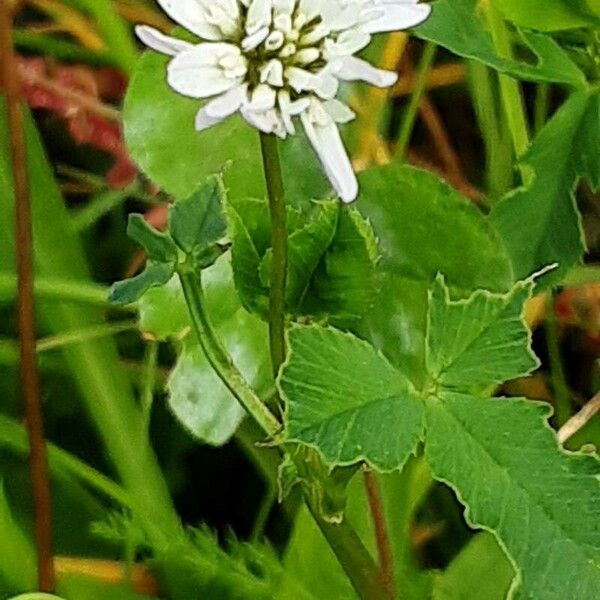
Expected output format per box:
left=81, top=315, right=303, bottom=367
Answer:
left=491, top=92, right=598, bottom=287
left=425, top=392, right=600, bottom=600
left=426, top=276, right=538, bottom=389
left=169, top=176, right=227, bottom=255
left=109, top=262, right=174, bottom=305
left=415, top=0, right=585, bottom=88
left=127, top=214, right=177, bottom=263
left=356, top=165, right=513, bottom=385
left=280, top=326, right=424, bottom=471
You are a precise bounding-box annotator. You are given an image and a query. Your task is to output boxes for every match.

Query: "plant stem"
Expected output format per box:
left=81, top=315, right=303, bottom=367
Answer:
left=1, top=2, right=56, bottom=591
left=363, top=470, right=395, bottom=598
left=178, top=268, right=281, bottom=438
left=259, top=132, right=288, bottom=376
left=141, top=340, right=159, bottom=433
left=36, top=321, right=137, bottom=353
left=178, top=267, right=388, bottom=599
left=545, top=293, right=571, bottom=426
left=484, top=3, right=531, bottom=174
left=534, top=84, right=551, bottom=134
left=396, top=42, right=437, bottom=163
left=0, top=272, right=126, bottom=307
left=307, top=500, right=391, bottom=600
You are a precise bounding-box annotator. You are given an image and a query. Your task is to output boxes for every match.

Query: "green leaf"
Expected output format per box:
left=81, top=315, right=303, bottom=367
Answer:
left=226, top=197, right=275, bottom=316
left=168, top=339, right=246, bottom=447
left=356, top=165, right=513, bottom=385
left=432, top=533, right=514, bottom=600
left=169, top=176, right=227, bottom=255
left=415, top=0, right=586, bottom=87
left=425, top=393, right=600, bottom=599
left=426, top=276, right=538, bottom=389
left=260, top=201, right=338, bottom=311
left=109, top=262, right=174, bottom=305
left=491, top=92, right=599, bottom=287
left=123, top=51, right=329, bottom=201
left=495, top=0, right=600, bottom=31
left=127, top=214, right=177, bottom=263
left=228, top=199, right=378, bottom=323
left=304, top=207, right=379, bottom=327
left=280, top=326, right=424, bottom=471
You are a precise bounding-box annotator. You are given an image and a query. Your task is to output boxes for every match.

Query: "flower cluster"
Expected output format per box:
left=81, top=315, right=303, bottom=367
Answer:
left=136, top=0, right=431, bottom=202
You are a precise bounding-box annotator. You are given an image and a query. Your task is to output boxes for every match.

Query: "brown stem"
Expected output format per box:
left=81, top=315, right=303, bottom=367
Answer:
left=363, top=470, right=395, bottom=598
left=0, top=1, right=56, bottom=591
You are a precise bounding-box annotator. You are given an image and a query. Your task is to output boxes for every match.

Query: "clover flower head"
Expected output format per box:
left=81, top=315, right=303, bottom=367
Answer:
left=136, top=0, right=431, bottom=202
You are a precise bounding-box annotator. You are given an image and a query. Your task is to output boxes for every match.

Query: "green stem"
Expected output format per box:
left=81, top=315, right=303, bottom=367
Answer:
left=534, top=83, right=551, bottom=134
left=141, top=340, right=159, bottom=434
left=259, top=133, right=288, bottom=376
left=307, top=500, right=391, bottom=600
left=36, top=321, right=137, bottom=353
left=468, top=61, right=514, bottom=200
left=0, top=272, right=126, bottom=308
left=485, top=3, right=531, bottom=173
left=545, top=293, right=572, bottom=426
left=70, top=187, right=135, bottom=233
left=178, top=267, right=281, bottom=437
left=396, top=42, right=437, bottom=163
left=178, top=266, right=387, bottom=599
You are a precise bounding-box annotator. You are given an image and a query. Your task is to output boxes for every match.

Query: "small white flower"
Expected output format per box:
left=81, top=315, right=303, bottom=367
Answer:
left=136, top=0, right=431, bottom=202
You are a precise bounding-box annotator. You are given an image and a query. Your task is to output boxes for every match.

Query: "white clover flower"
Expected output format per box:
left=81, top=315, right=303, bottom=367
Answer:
left=136, top=0, right=431, bottom=202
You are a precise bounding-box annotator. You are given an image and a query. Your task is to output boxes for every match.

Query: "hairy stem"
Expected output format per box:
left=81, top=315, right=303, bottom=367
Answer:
left=178, top=268, right=281, bottom=437
left=1, top=1, right=55, bottom=590
left=259, top=132, right=288, bottom=376
left=364, top=470, right=396, bottom=598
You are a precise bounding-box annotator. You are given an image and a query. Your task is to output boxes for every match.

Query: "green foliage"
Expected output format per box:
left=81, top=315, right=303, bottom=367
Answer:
left=491, top=91, right=599, bottom=286
left=169, top=176, right=228, bottom=256
left=280, top=272, right=600, bottom=596
left=281, top=327, right=423, bottom=472
left=495, top=0, right=600, bottom=31
left=432, top=533, right=514, bottom=600
left=109, top=262, right=175, bottom=305
left=415, top=0, right=586, bottom=87
left=427, top=277, right=538, bottom=389
left=356, top=165, right=513, bottom=384
left=425, top=393, right=600, bottom=599
left=227, top=198, right=379, bottom=326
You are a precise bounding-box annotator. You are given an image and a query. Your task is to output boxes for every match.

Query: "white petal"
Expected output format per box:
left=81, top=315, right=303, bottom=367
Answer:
left=135, top=25, right=193, bottom=56
left=322, top=99, right=356, bottom=124
left=156, top=0, right=222, bottom=40
left=246, top=0, right=273, bottom=35
left=195, top=109, right=223, bottom=132
left=363, top=2, right=431, bottom=34
left=167, top=44, right=245, bottom=98
left=204, top=83, right=248, bottom=117
left=301, top=107, right=358, bottom=203
left=328, top=56, right=398, bottom=88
